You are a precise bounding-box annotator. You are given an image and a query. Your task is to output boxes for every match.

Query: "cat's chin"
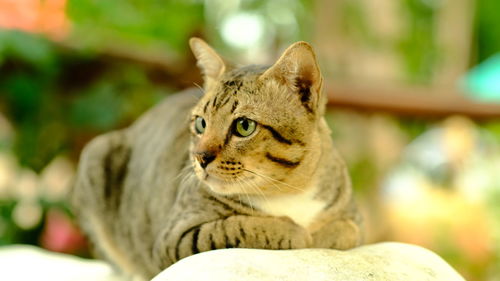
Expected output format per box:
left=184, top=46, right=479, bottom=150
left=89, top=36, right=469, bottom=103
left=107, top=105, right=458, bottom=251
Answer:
left=199, top=174, right=242, bottom=195
left=202, top=177, right=234, bottom=195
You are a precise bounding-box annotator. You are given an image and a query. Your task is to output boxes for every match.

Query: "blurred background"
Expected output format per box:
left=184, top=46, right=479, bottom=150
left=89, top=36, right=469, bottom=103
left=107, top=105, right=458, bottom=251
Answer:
left=0, top=0, right=499, bottom=280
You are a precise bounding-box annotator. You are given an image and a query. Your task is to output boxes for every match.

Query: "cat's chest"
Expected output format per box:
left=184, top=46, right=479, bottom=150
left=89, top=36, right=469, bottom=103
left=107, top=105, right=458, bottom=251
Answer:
left=248, top=187, right=326, bottom=229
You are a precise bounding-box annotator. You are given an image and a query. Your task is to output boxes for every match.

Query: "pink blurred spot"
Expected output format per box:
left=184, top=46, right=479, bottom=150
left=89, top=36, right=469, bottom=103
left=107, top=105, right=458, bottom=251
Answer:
left=40, top=209, right=87, bottom=254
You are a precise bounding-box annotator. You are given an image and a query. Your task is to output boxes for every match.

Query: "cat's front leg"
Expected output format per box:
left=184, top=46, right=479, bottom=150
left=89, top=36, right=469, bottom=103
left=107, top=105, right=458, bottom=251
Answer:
left=311, top=218, right=362, bottom=250
left=154, top=215, right=312, bottom=270
left=194, top=215, right=312, bottom=251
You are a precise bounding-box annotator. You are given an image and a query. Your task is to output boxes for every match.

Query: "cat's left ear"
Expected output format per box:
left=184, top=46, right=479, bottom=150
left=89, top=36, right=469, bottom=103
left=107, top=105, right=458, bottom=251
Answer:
left=260, top=41, right=324, bottom=115
left=190, top=37, right=226, bottom=90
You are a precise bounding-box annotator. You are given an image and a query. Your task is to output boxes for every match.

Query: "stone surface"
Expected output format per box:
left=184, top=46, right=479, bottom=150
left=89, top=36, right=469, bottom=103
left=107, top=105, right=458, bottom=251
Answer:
left=0, top=245, right=122, bottom=281
left=0, top=243, right=465, bottom=281
left=152, top=242, right=465, bottom=281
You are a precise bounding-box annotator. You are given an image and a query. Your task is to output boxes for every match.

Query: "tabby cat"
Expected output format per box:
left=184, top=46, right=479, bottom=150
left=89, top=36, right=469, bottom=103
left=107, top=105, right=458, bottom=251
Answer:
left=71, top=38, right=362, bottom=280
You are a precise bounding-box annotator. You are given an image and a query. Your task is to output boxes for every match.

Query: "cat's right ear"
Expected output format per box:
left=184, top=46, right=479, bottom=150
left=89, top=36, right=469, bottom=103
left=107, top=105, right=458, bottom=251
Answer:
left=189, top=38, right=226, bottom=90
left=260, top=41, right=324, bottom=115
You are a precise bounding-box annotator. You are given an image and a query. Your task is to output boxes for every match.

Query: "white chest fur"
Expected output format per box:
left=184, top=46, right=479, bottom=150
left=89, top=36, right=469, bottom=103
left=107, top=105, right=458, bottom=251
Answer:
left=248, top=186, right=326, bottom=229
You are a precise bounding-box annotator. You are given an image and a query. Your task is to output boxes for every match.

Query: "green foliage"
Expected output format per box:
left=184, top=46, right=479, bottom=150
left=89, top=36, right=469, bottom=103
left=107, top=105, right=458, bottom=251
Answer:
left=0, top=31, right=57, bottom=71
left=67, top=0, right=205, bottom=53
left=396, top=0, right=439, bottom=84
left=483, top=121, right=500, bottom=143
left=0, top=199, right=44, bottom=246
left=0, top=0, right=206, bottom=173
left=348, top=156, right=378, bottom=193
left=475, top=0, right=500, bottom=63
left=0, top=32, right=61, bottom=171
left=340, top=0, right=376, bottom=46
left=0, top=31, right=172, bottom=172
left=397, top=118, right=429, bottom=141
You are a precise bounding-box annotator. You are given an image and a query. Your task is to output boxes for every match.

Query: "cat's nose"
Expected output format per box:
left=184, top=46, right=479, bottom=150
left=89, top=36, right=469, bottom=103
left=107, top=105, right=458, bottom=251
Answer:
left=194, top=151, right=216, bottom=169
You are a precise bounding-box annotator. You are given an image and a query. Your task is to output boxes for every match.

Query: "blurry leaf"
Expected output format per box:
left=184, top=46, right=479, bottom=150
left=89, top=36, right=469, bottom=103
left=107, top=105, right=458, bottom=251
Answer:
left=70, top=83, right=123, bottom=130
left=67, top=0, right=204, bottom=53
left=475, top=0, right=500, bottom=63
left=14, top=121, right=67, bottom=173
left=348, top=156, right=377, bottom=193
left=396, top=0, right=439, bottom=84
left=0, top=74, right=44, bottom=123
left=341, top=0, right=376, bottom=45
left=0, top=30, right=56, bottom=72
left=0, top=199, right=44, bottom=246
left=397, top=118, right=429, bottom=141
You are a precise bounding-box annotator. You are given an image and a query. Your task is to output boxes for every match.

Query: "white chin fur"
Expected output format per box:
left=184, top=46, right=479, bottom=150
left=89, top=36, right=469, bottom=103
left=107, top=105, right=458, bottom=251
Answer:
left=202, top=175, right=234, bottom=195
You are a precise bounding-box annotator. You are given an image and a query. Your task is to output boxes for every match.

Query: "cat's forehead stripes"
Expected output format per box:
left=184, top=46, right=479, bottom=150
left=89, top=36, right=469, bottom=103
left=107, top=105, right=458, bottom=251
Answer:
left=203, top=65, right=267, bottom=114
left=203, top=100, right=210, bottom=113
left=230, top=100, right=238, bottom=114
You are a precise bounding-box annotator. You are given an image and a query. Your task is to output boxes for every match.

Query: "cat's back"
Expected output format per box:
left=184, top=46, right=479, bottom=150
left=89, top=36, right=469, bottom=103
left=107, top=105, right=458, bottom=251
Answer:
left=72, top=87, right=202, bottom=221
left=129, top=87, right=202, bottom=147
left=71, top=88, right=202, bottom=277
left=125, top=87, right=202, bottom=204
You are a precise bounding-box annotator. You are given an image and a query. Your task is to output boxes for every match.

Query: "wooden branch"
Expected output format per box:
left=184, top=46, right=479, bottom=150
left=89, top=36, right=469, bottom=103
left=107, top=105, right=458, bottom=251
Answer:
left=54, top=39, right=500, bottom=120
left=327, top=83, right=500, bottom=120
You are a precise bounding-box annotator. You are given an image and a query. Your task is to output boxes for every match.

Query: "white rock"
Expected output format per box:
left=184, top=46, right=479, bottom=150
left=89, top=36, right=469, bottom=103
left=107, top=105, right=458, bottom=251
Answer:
left=152, top=242, right=465, bottom=281
left=0, top=245, right=123, bottom=281
left=0, top=243, right=465, bottom=281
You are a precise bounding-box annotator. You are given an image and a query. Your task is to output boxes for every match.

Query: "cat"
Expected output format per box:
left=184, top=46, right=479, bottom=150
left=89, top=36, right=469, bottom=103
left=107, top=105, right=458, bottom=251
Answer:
left=71, top=38, right=363, bottom=280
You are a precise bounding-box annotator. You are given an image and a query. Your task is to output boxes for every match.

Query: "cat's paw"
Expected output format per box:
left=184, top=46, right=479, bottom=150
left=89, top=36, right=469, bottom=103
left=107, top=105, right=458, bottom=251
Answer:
left=277, top=217, right=313, bottom=249
left=311, top=219, right=362, bottom=250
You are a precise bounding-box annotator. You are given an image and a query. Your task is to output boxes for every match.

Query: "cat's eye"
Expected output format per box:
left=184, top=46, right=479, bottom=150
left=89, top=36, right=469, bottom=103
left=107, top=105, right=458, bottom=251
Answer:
left=194, top=116, right=206, bottom=134
left=234, top=118, right=256, bottom=137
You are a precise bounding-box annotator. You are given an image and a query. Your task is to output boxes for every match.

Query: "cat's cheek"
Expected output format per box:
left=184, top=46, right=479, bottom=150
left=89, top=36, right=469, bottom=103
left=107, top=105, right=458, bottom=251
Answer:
left=192, top=162, right=208, bottom=182
left=203, top=179, right=232, bottom=195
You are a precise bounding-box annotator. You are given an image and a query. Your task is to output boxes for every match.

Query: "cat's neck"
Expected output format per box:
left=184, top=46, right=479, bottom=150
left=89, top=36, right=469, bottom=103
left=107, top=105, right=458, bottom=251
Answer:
left=244, top=119, right=336, bottom=229
left=246, top=179, right=325, bottom=229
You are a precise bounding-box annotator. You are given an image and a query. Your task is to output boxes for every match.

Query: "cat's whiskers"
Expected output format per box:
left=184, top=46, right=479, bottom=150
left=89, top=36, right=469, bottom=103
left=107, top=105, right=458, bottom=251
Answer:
left=241, top=168, right=284, bottom=192
left=245, top=176, right=270, bottom=206
left=242, top=168, right=305, bottom=193
left=174, top=165, right=187, bottom=180
left=247, top=170, right=284, bottom=193
left=192, top=83, right=205, bottom=95
left=234, top=177, right=255, bottom=215
left=236, top=192, right=244, bottom=211
left=177, top=171, right=192, bottom=188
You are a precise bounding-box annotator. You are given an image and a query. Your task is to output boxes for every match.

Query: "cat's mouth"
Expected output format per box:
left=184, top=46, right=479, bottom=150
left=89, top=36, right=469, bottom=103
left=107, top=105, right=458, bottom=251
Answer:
left=204, top=168, right=244, bottom=182
left=197, top=161, right=245, bottom=181
left=199, top=167, right=250, bottom=194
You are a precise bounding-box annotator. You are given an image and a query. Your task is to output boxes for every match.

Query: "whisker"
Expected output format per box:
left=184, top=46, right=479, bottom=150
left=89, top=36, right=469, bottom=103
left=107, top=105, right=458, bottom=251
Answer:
left=255, top=174, right=284, bottom=193
left=245, top=177, right=269, bottom=206
left=193, top=82, right=205, bottom=92
left=242, top=169, right=283, bottom=192
left=247, top=169, right=283, bottom=193
left=174, top=165, right=190, bottom=181
left=242, top=168, right=305, bottom=192
left=237, top=193, right=244, bottom=210
left=235, top=177, right=255, bottom=215
left=179, top=170, right=193, bottom=186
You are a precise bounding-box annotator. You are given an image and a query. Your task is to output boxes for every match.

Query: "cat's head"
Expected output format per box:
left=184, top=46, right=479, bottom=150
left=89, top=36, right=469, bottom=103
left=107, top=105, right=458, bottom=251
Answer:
left=188, top=38, right=327, bottom=196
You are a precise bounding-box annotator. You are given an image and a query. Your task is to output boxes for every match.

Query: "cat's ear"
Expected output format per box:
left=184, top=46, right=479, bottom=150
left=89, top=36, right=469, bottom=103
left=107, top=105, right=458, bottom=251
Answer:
left=260, top=41, right=324, bottom=114
left=189, top=37, right=226, bottom=90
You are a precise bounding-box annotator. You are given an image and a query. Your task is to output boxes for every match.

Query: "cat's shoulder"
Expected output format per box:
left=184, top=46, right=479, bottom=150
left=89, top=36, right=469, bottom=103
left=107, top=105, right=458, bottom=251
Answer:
left=128, top=87, right=202, bottom=134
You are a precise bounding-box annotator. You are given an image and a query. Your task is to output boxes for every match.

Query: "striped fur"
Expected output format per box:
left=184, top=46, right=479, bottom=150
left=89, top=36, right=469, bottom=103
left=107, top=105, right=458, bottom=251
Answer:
left=71, top=39, right=362, bottom=280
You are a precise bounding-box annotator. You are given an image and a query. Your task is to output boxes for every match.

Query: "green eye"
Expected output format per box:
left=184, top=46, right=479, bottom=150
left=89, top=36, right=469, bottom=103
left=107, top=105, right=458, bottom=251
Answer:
left=234, top=118, right=256, bottom=137
left=194, top=116, right=206, bottom=134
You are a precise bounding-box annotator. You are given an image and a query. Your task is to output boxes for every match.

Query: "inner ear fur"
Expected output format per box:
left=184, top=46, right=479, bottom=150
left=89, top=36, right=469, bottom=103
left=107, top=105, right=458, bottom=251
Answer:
left=189, top=37, right=227, bottom=90
left=260, top=41, right=324, bottom=114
